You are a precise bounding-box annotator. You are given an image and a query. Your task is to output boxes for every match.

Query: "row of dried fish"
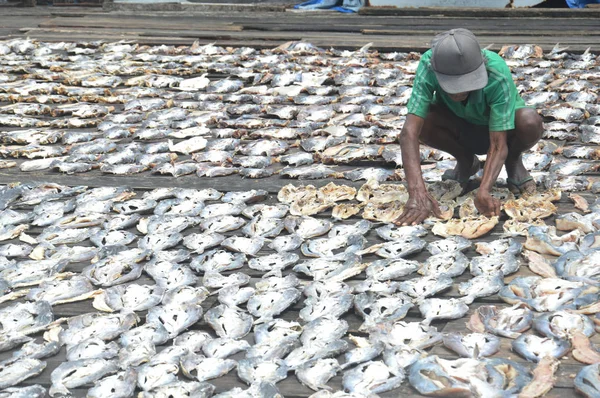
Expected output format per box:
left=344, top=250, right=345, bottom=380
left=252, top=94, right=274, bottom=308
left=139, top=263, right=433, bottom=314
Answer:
left=1, top=180, right=600, bottom=396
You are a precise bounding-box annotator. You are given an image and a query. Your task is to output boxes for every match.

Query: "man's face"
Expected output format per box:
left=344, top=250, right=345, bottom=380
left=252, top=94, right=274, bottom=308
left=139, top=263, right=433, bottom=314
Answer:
left=447, top=92, right=469, bottom=102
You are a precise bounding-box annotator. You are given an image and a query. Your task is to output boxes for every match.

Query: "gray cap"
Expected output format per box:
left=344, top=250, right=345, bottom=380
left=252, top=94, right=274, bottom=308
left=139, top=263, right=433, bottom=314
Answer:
left=430, top=28, right=488, bottom=94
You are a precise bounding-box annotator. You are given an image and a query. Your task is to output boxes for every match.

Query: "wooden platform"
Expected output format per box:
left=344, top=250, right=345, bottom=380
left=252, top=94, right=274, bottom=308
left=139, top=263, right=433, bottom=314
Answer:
left=0, top=7, right=598, bottom=52
left=0, top=7, right=599, bottom=397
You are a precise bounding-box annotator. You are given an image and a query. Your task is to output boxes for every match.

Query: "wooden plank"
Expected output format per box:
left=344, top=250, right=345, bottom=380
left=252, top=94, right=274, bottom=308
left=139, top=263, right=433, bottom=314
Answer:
left=38, top=17, right=243, bottom=31
left=358, top=6, right=600, bottom=18
left=362, top=29, right=600, bottom=36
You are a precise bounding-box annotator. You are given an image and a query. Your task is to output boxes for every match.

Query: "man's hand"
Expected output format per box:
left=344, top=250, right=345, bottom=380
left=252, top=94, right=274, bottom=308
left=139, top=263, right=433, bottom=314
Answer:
left=474, top=191, right=501, bottom=217
left=395, top=189, right=443, bottom=226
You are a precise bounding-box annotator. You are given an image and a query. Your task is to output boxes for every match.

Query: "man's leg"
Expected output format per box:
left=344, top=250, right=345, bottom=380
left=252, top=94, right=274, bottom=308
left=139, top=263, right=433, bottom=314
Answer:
left=419, top=104, right=481, bottom=184
left=504, top=108, right=544, bottom=195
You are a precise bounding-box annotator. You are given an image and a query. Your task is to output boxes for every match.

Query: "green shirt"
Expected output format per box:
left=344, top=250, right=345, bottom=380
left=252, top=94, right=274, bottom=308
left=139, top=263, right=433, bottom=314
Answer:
left=407, top=49, right=527, bottom=132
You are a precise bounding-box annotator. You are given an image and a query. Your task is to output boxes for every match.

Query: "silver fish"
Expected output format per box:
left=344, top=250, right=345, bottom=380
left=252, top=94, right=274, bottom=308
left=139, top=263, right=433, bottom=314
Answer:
left=138, top=381, right=215, bottom=398
left=248, top=289, right=302, bottom=324
left=242, top=204, right=289, bottom=219
left=120, top=322, right=169, bottom=347
left=354, top=292, right=413, bottom=330
left=204, top=304, right=253, bottom=339
left=181, top=354, right=237, bottom=382
left=533, top=310, right=595, bottom=340
left=296, top=358, right=340, bottom=391
left=50, top=359, right=118, bottom=397
left=0, top=301, right=53, bottom=335
left=0, top=385, right=46, bottom=398
left=420, top=251, right=470, bottom=277
left=468, top=303, right=533, bottom=339
left=248, top=253, right=299, bottom=277
left=190, top=249, right=246, bottom=273
left=419, top=298, right=470, bottom=326
left=87, top=368, right=137, bottom=398
left=408, top=356, right=480, bottom=397
left=174, top=331, right=213, bottom=354
left=574, top=363, right=600, bottom=398
left=458, top=272, right=504, bottom=304
left=199, top=216, right=246, bottom=233
left=426, top=236, right=471, bottom=254
left=237, top=358, right=288, bottom=385
left=221, top=236, right=265, bottom=256
left=340, top=335, right=384, bottom=370
left=512, top=334, right=571, bottom=362
left=146, top=304, right=203, bottom=339
left=60, top=312, right=138, bottom=347
left=93, top=284, right=164, bottom=312
left=203, top=337, right=250, bottom=359
left=342, top=361, right=405, bottom=396
left=372, top=236, right=426, bottom=258
left=398, top=275, right=453, bottom=300
left=90, top=230, right=137, bottom=247
left=65, top=338, right=119, bottom=361
left=0, top=358, right=46, bottom=390
left=442, top=333, right=501, bottom=358
left=366, top=258, right=420, bottom=281
left=285, top=216, right=332, bottom=239
left=26, top=276, right=97, bottom=305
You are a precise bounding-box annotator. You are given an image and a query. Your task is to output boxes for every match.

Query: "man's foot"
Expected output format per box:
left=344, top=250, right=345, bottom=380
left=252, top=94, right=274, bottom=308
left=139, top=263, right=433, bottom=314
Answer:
left=442, top=156, right=480, bottom=187
left=505, top=156, right=537, bottom=195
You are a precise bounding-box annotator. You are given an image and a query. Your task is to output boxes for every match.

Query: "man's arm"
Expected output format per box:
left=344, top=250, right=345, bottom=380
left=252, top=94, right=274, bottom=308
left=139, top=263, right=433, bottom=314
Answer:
left=394, top=114, right=442, bottom=226
left=475, top=130, right=508, bottom=217
left=400, top=114, right=426, bottom=192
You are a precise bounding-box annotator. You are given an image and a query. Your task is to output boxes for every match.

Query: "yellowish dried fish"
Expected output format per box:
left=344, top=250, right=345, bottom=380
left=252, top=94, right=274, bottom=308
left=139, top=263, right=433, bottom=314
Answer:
left=432, top=216, right=499, bottom=239
left=569, top=193, right=590, bottom=213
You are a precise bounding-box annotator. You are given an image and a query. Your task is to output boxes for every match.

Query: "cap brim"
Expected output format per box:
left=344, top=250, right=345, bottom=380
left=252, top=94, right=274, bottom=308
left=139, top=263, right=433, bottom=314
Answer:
left=434, top=62, right=488, bottom=94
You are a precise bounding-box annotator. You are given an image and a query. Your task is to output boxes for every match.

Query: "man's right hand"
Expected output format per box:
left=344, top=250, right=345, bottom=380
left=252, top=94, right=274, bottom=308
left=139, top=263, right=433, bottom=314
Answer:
left=394, top=189, right=443, bottom=226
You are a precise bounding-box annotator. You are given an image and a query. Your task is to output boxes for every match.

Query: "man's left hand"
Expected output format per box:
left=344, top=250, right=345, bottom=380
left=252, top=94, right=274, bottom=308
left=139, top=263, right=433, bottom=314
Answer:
left=474, top=192, right=501, bottom=217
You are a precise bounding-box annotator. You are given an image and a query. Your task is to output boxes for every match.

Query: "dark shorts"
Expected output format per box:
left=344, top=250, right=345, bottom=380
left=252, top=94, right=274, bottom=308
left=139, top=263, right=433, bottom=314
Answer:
left=427, top=102, right=491, bottom=155
left=458, top=122, right=490, bottom=155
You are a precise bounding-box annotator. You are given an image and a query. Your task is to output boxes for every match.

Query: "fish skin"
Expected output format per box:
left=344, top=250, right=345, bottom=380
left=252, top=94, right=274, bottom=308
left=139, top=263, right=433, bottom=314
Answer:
left=202, top=337, right=250, bottom=359
left=469, top=303, right=534, bottom=339
left=458, top=272, right=504, bottom=304
left=398, top=275, right=453, bottom=300
left=0, top=358, right=47, bottom=390
left=342, top=360, right=405, bottom=396
left=511, top=334, right=571, bottom=362
left=420, top=251, right=470, bottom=278
left=296, top=358, right=341, bottom=391
left=237, top=358, right=288, bottom=385
left=50, top=359, right=118, bottom=397
left=533, top=311, right=595, bottom=340
left=204, top=304, right=253, bottom=339
left=0, top=385, right=46, bottom=398
left=409, top=356, right=474, bottom=396
left=443, top=333, right=500, bottom=358
left=574, top=363, right=600, bottom=398
left=354, top=292, right=413, bottom=330
left=87, top=369, right=138, bottom=398
left=180, top=354, right=237, bottom=382
left=138, top=381, right=215, bottom=398
left=367, top=258, right=420, bottom=281
left=248, top=288, right=302, bottom=324
left=146, top=304, right=203, bottom=339
left=174, top=331, right=213, bottom=354
left=419, top=298, right=470, bottom=326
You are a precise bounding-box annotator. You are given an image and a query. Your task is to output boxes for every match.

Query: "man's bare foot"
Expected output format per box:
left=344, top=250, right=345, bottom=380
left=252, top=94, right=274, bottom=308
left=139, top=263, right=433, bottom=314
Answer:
left=442, top=155, right=480, bottom=188
left=505, top=155, right=537, bottom=195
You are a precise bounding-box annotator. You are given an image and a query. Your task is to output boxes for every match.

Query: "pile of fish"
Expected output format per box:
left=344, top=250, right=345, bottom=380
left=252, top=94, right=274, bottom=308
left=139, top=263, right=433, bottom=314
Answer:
left=0, top=39, right=599, bottom=191
left=0, top=180, right=599, bottom=397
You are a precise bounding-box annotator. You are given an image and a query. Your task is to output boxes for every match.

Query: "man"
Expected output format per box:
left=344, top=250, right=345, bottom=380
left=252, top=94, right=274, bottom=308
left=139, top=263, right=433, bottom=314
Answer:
left=395, top=28, right=543, bottom=226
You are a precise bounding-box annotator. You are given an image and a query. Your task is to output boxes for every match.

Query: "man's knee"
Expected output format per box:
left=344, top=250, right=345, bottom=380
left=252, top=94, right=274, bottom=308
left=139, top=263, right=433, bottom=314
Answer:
left=516, top=108, right=543, bottom=144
